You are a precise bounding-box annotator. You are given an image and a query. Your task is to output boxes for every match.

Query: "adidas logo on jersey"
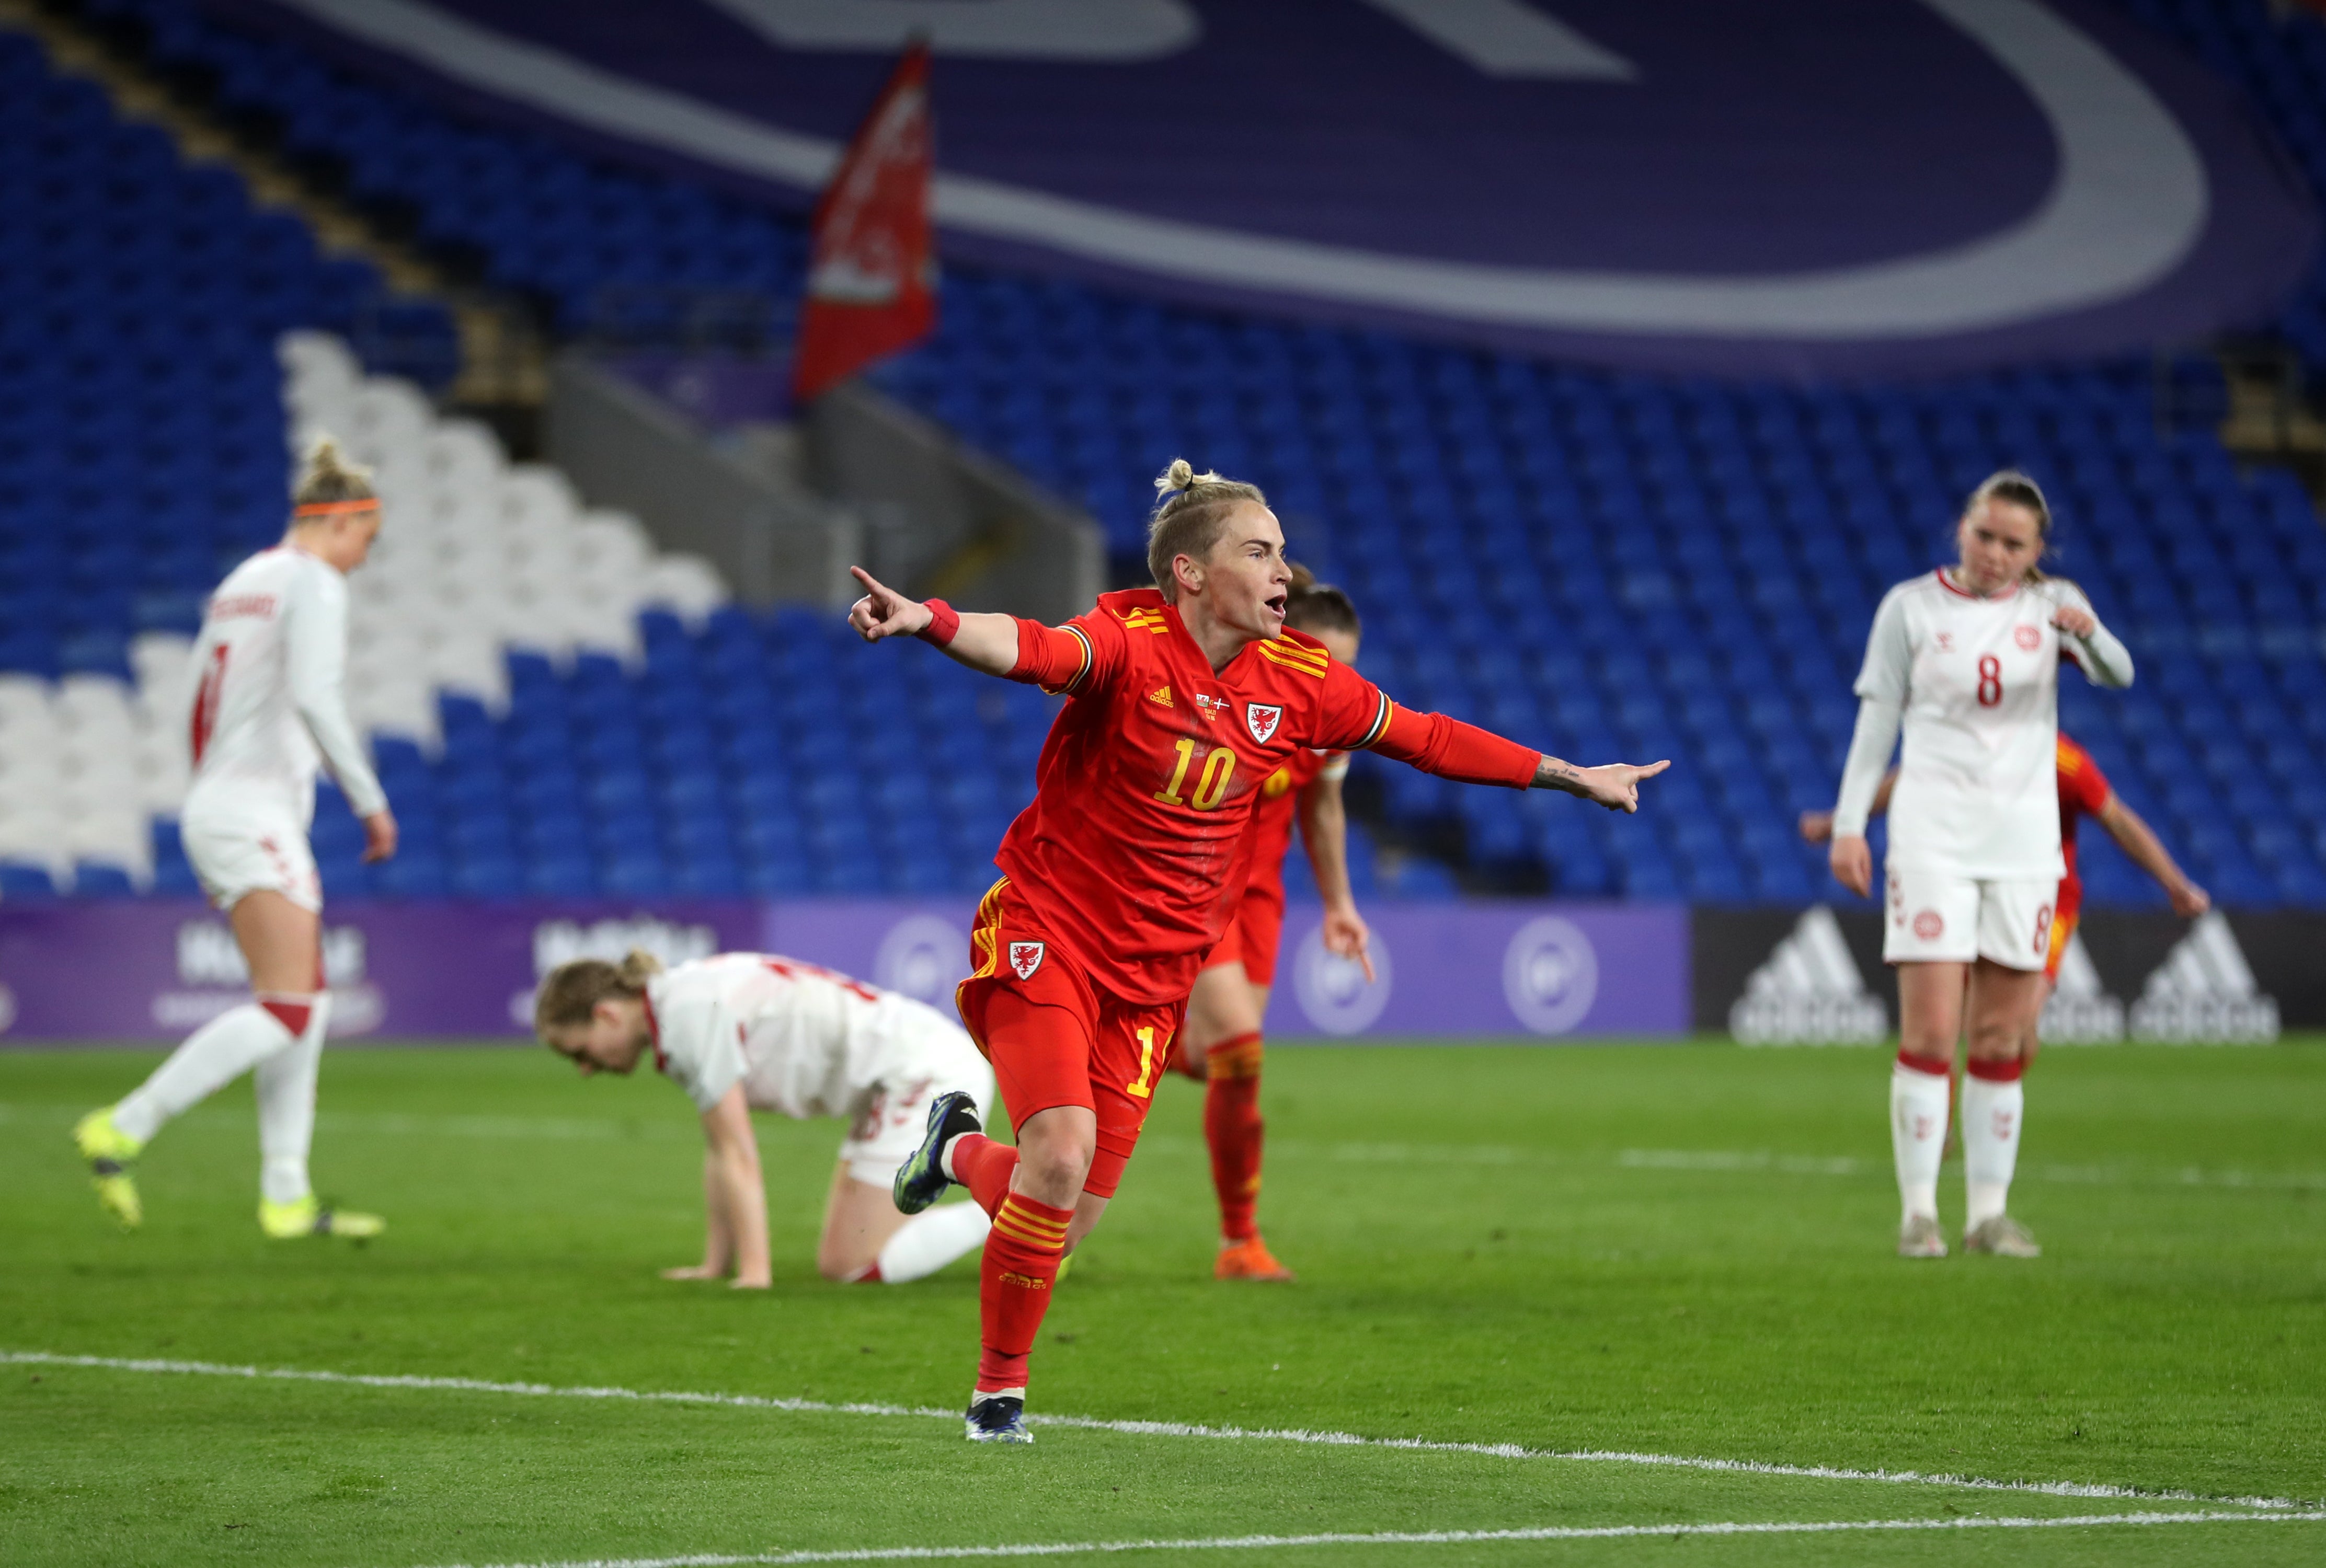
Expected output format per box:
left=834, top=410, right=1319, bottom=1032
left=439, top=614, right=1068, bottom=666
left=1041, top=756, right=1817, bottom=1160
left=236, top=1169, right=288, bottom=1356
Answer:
left=1147, top=685, right=1173, bottom=707
left=2037, top=931, right=2124, bottom=1044
left=2128, top=912, right=2279, bottom=1043
left=1728, top=906, right=1889, bottom=1045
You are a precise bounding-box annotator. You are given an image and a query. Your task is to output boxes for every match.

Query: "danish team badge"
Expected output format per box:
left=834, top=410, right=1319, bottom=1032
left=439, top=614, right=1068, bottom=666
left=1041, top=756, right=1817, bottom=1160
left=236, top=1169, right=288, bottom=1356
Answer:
left=1008, top=941, right=1045, bottom=979
left=1912, top=910, right=1945, bottom=940
left=2015, top=624, right=2042, bottom=651
left=1246, top=703, right=1284, bottom=744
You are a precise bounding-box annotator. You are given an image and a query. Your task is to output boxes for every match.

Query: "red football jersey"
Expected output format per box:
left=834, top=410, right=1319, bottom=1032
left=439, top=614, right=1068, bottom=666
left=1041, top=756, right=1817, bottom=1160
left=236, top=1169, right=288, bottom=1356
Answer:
left=1243, top=747, right=1343, bottom=902
left=994, top=590, right=1395, bottom=1006
left=2055, top=732, right=2111, bottom=884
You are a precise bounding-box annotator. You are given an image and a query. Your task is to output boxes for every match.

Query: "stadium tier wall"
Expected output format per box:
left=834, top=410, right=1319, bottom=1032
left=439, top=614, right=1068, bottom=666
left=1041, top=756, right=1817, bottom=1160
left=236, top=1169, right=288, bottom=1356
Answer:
left=2, top=2, right=2325, bottom=916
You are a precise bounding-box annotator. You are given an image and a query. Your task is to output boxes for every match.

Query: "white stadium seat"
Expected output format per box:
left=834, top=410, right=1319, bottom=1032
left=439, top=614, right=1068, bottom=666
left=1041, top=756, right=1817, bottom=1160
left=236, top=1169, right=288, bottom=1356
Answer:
left=0, top=334, right=746, bottom=884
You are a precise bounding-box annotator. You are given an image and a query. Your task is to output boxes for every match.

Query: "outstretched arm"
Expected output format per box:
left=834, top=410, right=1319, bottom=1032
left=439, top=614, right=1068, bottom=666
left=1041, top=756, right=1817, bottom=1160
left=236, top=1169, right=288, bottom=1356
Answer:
left=847, top=568, right=1019, bottom=673
left=1363, top=702, right=1667, bottom=811
left=1297, top=767, right=1373, bottom=983
left=847, top=567, right=1100, bottom=691
left=1529, top=753, right=1672, bottom=812
left=2096, top=793, right=2210, bottom=917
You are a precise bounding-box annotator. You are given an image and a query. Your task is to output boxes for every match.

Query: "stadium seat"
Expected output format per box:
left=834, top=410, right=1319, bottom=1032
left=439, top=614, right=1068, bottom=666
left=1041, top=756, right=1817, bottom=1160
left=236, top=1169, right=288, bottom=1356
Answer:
left=7, top=1, right=2324, bottom=909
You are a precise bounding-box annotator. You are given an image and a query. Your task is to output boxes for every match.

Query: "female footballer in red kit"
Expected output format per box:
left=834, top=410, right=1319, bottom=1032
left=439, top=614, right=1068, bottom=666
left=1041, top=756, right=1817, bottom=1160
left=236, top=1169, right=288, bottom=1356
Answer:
left=851, top=460, right=1668, bottom=1441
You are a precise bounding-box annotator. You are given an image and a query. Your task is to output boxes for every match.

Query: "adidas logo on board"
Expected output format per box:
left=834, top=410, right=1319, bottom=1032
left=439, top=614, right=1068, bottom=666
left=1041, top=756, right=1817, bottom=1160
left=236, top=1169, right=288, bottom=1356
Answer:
left=2128, top=912, right=2279, bottom=1043
left=1729, top=906, right=1889, bottom=1045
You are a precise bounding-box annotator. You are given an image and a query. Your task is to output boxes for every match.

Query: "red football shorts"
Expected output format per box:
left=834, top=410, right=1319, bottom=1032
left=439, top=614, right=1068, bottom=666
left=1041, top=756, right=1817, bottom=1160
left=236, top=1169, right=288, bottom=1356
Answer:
left=955, top=878, right=1184, bottom=1199
left=2043, top=874, right=2082, bottom=983
left=1202, top=879, right=1288, bottom=988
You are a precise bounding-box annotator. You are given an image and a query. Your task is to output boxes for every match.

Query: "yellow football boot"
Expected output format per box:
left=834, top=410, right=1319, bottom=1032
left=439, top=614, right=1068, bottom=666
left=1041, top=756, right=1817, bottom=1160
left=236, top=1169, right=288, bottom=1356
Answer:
left=72, top=1108, right=144, bottom=1230
left=259, top=1196, right=385, bottom=1240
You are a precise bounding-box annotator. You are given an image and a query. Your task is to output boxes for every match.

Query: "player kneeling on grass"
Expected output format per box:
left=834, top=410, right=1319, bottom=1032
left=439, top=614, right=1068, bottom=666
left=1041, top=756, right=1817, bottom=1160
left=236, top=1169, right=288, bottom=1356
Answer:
left=535, top=950, right=995, bottom=1286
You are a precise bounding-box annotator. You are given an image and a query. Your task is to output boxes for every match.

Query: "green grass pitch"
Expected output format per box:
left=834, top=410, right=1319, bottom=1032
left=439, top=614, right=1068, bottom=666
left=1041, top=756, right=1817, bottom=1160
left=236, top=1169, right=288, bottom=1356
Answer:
left=2, top=1039, right=2321, bottom=1567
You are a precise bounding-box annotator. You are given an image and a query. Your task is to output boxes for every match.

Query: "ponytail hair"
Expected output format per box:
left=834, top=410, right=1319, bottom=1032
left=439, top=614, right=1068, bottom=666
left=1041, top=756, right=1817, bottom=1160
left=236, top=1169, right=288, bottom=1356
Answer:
left=1147, top=458, right=1268, bottom=602
left=292, top=435, right=376, bottom=510
left=533, top=948, right=663, bottom=1040
left=1963, top=469, right=2053, bottom=583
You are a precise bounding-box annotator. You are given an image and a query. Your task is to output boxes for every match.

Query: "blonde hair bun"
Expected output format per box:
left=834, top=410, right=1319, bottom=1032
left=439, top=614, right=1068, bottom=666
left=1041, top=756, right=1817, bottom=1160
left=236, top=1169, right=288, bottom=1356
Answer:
left=299, top=435, right=370, bottom=489
left=292, top=433, right=379, bottom=509
left=1155, top=457, right=1213, bottom=497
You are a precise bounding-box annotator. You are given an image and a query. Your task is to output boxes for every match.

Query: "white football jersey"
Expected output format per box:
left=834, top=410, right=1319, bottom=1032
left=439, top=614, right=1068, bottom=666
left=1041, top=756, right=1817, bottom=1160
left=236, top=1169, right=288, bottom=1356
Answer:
left=182, top=546, right=386, bottom=822
left=646, top=953, right=970, bottom=1121
left=1853, top=570, right=2100, bottom=879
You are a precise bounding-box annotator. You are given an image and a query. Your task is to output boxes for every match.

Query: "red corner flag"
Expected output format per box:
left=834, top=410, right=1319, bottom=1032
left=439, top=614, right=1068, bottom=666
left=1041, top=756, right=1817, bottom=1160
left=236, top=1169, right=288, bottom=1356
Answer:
left=791, top=42, right=936, bottom=403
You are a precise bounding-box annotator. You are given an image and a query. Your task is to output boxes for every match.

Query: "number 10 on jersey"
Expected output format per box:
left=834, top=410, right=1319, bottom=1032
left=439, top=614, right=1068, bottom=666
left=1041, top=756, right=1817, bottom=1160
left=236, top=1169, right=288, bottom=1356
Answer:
left=1154, top=737, right=1234, bottom=809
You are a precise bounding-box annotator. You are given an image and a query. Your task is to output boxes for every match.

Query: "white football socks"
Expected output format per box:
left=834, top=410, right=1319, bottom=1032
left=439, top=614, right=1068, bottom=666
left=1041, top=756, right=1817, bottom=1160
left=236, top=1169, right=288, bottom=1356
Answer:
left=1961, top=1069, right=2025, bottom=1229
left=112, top=1002, right=299, bottom=1145
left=876, top=1201, right=991, bottom=1284
left=1890, top=1057, right=1951, bottom=1226
left=256, top=994, right=329, bottom=1205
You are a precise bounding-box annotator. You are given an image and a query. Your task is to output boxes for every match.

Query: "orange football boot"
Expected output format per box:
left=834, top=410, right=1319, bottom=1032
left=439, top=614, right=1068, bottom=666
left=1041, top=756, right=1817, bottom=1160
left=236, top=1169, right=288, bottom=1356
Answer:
left=1215, top=1235, right=1295, bottom=1282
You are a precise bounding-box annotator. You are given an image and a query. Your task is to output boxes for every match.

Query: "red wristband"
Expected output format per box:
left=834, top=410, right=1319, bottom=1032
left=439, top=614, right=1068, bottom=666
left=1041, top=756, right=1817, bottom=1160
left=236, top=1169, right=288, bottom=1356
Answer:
left=916, top=598, right=959, bottom=647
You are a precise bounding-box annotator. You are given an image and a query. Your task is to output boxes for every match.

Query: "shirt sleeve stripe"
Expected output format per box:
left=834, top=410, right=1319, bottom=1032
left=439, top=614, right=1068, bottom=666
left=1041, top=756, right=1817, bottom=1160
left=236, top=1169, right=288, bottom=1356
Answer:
left=1062, top=624, right=1094, bottom=693
left=1356, top=693, right=1392, bottom=749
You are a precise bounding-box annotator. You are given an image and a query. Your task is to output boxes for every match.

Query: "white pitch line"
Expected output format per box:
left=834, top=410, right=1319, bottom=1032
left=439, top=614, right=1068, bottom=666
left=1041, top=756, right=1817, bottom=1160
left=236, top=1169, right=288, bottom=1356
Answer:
left=5, top=1351, right=2308, bottom=1514
left=407, top=1508, right=2326, bottom=1568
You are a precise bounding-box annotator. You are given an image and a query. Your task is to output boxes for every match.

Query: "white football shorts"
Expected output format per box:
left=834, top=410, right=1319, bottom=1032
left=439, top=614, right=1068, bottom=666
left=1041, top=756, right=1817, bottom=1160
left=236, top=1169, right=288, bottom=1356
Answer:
left=180, top=794, right=322, bottom=914
left=1882, top=862, right=2055, bottom=971
left=837, top=1019, right=996, bottom=1187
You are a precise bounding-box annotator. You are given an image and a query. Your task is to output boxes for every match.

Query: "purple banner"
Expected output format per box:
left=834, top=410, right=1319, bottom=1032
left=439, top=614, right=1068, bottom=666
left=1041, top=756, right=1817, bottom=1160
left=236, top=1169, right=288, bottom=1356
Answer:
left=0, top=898, right=1687, bottom=1043
left=1265, top=903, right=1688, bottom=1040
left=0, top=901, right=762, bottom=1043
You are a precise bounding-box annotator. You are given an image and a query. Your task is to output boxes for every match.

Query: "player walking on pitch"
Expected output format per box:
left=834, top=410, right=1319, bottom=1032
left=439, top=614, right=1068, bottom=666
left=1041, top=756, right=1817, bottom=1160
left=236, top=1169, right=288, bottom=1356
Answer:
left=1828, top=472, right=2133, bottom=1260
left=1171, top=570, right=1370, bottom=1282
left=854, top=459, right=1668, bottom=1441
left=535, top=951, right=996, bottom=1286
left=74, top=439, right=396, bottom=1238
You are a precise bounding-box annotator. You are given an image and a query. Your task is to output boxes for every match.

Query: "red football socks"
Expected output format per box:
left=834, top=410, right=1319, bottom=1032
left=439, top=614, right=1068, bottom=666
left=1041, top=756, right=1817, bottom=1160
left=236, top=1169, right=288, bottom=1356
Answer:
left=948, top=1132, right=1020, bottom=1218
left=1204, top=1031, right=1266, bottom=1243
left=976, top=1190, right=1073, bottom=1395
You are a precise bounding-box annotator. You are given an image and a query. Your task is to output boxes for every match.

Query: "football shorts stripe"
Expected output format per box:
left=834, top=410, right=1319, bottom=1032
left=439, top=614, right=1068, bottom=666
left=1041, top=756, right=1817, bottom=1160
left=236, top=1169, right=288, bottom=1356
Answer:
left=965, top=878, right=1010, bottom=981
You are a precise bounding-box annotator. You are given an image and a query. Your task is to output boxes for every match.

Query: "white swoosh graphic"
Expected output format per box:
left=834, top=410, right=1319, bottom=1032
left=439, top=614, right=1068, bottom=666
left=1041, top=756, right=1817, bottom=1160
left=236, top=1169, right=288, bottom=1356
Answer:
left=272, top=0, right=2206, bottom=339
